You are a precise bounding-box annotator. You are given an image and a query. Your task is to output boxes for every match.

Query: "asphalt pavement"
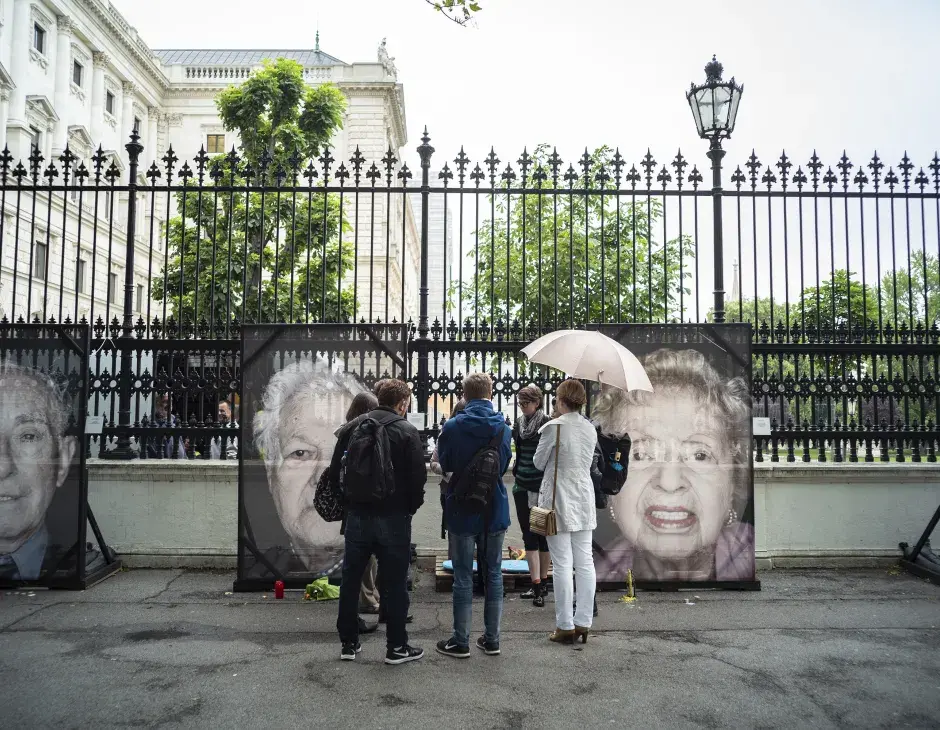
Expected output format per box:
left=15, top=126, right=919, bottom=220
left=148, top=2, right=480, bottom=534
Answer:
left=1, top=568, right=939, bottom=729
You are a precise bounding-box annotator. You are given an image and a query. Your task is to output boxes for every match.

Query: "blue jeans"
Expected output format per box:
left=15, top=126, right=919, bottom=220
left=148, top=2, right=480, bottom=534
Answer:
left=337, top=511, right=412, bottom=649
left=449, top=529, right=506, bottom=647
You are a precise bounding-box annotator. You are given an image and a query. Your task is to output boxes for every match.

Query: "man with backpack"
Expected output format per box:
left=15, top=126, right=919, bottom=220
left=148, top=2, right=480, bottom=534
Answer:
left=435, top=373, right=512, bottom=658
left=330, top=379, right=426, bottom=665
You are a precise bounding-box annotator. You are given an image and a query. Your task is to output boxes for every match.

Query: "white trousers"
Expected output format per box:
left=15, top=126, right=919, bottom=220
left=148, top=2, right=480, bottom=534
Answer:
left=547, top=529, right=596, bottom=630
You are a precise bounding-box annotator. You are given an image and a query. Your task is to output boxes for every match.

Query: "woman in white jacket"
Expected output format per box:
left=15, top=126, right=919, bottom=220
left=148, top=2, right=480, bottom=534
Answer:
left=533, top=379, right=598, bottom=644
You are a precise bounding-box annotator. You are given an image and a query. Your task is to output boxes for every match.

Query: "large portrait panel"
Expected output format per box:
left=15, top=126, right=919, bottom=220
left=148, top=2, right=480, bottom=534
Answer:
left=0, top=324, right=93, bottom=588
left=236, top=324, right=409, bottom=591
left=589, top=324, right=757, bottom=588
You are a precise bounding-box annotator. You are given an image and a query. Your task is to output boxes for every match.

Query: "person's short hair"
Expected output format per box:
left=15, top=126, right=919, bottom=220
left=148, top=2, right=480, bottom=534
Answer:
left=556, top=379, right=586, bottom=411
left=462, top=372, right=493, bottom=401
left=451, top=399, right=467, bottom=417
left=346, top=391, right=379, bottom=422
left=0, top=360, right=70, bottom=438
left=375, top=378, right=411, bottom=408
left=517, top=385, right=543, bottom=407
left=254, top=360, right=364, bottom=469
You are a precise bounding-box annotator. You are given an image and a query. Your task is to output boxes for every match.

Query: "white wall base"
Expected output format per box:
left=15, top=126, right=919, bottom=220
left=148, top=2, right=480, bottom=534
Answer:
left=88, top=460, right=939, bottom=570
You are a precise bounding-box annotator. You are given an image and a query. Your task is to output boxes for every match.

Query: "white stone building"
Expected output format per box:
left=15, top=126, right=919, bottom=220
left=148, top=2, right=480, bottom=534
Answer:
left=0, top=0, right=419, bottom=326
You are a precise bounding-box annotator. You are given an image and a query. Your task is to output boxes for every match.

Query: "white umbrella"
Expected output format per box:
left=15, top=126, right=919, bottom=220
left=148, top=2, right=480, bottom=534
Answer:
left=520, top=329, right=653, bottom=392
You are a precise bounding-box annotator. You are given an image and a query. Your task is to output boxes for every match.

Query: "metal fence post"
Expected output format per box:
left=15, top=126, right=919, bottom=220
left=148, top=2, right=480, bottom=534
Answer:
left=103, top=128, right=143, bottom=459
left=415, top=128, right=435, bottom=420
left=707, top=137, right=726, bottom=324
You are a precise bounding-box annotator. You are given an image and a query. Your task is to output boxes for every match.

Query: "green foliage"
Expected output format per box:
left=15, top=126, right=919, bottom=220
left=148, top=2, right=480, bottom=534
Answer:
left=725, top=270, right=878, bottom=333
left=154, top=59, right=351, bottom=325
left=151, top=181, right=353, bottom=324
left=427, top=0, right=482, bottom=25
left=216, top=58, right=345, bottom=170
left=451, top=145, right=694, bottom=329
left=881, top=251, right=940, bottom=329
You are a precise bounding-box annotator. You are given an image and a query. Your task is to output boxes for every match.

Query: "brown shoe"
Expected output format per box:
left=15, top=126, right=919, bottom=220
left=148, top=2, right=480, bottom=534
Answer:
left=549, top=628, right=575, bottom=644
left=574, top=626, right=589, bottom=644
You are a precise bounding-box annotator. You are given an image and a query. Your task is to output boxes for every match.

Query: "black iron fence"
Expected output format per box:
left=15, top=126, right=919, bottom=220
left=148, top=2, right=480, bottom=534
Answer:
left=0, top=130, right=938, bottom=462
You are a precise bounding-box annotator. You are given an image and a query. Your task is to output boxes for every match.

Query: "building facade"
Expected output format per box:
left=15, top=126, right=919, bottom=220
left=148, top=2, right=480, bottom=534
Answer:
left=0, top=0, right=419, bottom=326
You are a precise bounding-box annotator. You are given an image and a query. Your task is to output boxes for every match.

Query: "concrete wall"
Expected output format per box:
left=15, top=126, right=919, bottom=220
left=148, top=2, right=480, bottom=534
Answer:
left=87, top=460, right=940, bottom=570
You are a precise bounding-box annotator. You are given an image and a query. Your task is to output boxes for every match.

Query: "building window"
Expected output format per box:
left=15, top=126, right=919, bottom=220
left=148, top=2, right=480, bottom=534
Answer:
left=136, top=283, right=144, bottom=312
left=77, top=258, right=87, bottom=294
left=72, top=60, right=84, bottom=87
left=108, top=273, right=119, bottom=304
left=33, top=241, right=47, bottom=281
left=29, top=127, right=41, bottom=153
left=207, top=134, right=225, bottom=154
left=105, top=91, right=115, bottom=116
left=102, top=190, right=111, bottom=220
left=33, top=23, right=46, bottom=55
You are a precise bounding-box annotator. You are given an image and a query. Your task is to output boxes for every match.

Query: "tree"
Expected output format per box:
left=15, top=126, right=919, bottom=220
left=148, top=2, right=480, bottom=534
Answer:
left=727, top=270, right=878, bottom=336
left=153, top=59, right=352, bottom=327
left=426, top=0, right=482, bottom=25
left=449, top=145, right=694, bottom=332
left=881, top=251, right=940, bottom=330
left=797, top=270, right=879, bottom=334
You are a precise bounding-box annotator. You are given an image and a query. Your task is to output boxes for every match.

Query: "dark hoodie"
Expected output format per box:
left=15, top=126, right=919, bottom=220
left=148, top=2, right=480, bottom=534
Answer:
left=327, top=406, right=426, bottom=516
left=437, top=399, right=512, bottom=535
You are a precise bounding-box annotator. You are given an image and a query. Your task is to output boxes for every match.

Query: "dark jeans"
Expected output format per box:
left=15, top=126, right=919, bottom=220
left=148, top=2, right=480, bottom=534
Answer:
left=337, top=511, right=412, bottom=649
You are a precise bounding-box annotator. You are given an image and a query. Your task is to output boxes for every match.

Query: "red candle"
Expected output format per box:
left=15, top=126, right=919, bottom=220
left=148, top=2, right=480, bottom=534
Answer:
left=274, top=580, right=285, bottom=599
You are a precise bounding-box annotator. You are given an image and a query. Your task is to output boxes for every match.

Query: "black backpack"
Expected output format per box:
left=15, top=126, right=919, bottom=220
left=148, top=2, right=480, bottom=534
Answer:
left=341, top=411, right=401, bottom=506
left=451, top=430, right=504, bottom=516
left=596, top=430, right=632, bottom=495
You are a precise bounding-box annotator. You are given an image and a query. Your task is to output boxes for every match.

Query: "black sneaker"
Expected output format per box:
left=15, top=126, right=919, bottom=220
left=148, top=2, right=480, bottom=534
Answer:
left=340, top=641, right=361, bottom=661
left=385, top=644, right=424, bottom=665
left=436, top=638, right=470, bottom=658
left=476, top=636, right=500, bottom=655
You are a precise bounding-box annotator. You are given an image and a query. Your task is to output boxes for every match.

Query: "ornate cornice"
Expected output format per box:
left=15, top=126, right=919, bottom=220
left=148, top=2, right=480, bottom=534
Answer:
left=339, top=82, right=407, bottom=149
left=30, top=3, right=54, bottom=30
left=71, top=42, right=90, bottom=65
left=79, top=0, right=170, bottom=92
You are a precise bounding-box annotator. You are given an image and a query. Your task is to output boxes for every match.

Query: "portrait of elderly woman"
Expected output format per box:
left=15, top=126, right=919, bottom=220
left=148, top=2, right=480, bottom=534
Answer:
left=247, top=360, right=366, bottom=580
left=0, top=361, right=78, bottom=583
left=592, top=347, right=755, bottom=583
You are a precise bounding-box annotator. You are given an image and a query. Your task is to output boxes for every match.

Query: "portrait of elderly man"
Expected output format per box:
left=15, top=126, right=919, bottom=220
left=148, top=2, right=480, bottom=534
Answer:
left=592, top=348, right=755, bottom=583
left=0, top=361, right=77, bottom=582
left=252, top=360, right=366, bottom=579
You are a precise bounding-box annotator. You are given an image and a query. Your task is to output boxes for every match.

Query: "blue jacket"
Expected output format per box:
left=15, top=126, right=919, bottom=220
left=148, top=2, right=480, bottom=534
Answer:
left=438, top=399, right=512, bottom=535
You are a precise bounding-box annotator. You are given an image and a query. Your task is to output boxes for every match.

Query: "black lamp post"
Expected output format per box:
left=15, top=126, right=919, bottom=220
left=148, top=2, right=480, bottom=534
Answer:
left=687, top=56, right=743, bottom=324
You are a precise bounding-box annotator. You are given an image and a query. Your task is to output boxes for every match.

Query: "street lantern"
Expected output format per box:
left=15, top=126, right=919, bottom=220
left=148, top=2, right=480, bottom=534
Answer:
left=687, top=56, right=743, bottom=325
left=687, top=55, right=743, bottom=143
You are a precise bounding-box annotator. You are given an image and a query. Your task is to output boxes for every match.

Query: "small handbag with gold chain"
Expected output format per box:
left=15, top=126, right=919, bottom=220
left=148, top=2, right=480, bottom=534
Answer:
left=529, top=424, right=561, bottom=537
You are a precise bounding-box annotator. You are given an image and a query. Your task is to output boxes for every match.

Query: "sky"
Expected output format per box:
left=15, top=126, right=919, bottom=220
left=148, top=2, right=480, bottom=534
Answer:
left=115, top=0, right=940, bottom=174
left=115, top=0, right=940, bottom=317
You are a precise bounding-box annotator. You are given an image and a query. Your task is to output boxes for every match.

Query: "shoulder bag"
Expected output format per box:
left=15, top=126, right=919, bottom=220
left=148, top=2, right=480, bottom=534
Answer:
left=529, top=424, right=561, bottom=537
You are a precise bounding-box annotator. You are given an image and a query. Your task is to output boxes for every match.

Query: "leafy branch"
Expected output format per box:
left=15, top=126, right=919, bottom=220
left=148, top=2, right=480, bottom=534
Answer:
left=425, top=0, right=482, bottom=26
